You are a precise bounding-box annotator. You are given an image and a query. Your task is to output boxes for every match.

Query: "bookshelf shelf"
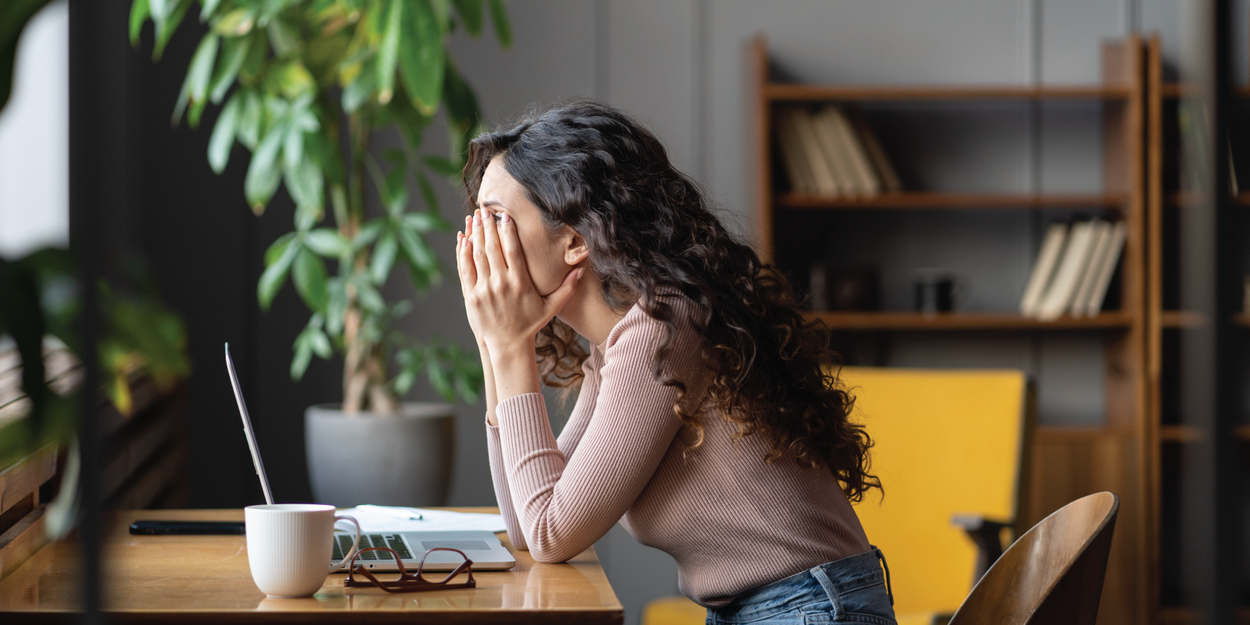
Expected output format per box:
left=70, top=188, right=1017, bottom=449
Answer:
left=807, top=311, right=1131, bottom=331
left=765, top=83, right=1132, bottom=102
left=1159, top=424, right=1205, bottom=442
left=776, top=192, right=1127, bottom=210
left=1164, top=191, right=1250, bottom=206
left=1161, top=310, right=1206, bottom=328
left=1160, top=82, right=1250, bottom=98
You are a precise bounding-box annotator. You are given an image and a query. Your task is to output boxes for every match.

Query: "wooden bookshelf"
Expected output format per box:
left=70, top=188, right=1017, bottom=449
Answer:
left=776, top=192, right=1127, bottom=210
left=808, top=311, right=1131, bottom=331
left=1146, top=33, right=1250, bottom=624
left=752, top=34, right=1149, bottom=625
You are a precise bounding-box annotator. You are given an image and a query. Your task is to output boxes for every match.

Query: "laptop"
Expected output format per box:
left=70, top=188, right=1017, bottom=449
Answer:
left=225, top=343, right=516, bottom=572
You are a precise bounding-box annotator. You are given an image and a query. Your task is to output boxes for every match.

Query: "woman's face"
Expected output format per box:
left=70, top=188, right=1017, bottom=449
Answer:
left=475, top=159, right=581, bottom=296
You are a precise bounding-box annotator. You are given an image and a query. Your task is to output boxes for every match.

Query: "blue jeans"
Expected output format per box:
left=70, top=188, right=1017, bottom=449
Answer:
left=706, top=547, right=897, bottom=624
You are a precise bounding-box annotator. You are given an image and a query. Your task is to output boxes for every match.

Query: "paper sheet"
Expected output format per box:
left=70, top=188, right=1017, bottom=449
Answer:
left=336, top=505, right=507, bottom=533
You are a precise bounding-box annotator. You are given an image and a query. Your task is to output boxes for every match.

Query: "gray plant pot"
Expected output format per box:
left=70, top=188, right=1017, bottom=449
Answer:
left=305, top=403, right=454, bottom=508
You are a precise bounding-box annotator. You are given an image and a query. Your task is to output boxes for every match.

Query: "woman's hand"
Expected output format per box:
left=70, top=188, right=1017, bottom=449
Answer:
left=456, top=208, right=583, bottom=357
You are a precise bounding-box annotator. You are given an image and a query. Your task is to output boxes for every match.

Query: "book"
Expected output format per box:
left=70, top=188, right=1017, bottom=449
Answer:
left=1069, top=220, right=1112, bottom=316
left=792, top=108, right=840, bottom=195
left=846, top=108, right=903, bottom=193
left=776, top=108, right=818, bottom=194
left=1019, top=222, right=1069, bottom=317
left=1035, top=220, right=1098, bottom=321
left=1081, top=221, right=1127, bottom=317
left=826, top=107, right=881, bottom=196
left=810, top=107, right=855, bottom=196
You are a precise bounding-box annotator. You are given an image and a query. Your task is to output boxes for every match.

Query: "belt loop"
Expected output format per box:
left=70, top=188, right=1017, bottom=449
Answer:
left=809, top=563, right=847, bottom=620
left=871, top=545, right=895, bottom=607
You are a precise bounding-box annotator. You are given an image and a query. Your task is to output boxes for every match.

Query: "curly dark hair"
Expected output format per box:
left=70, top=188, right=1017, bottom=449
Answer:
left=462, top=100, right=880, bottom=502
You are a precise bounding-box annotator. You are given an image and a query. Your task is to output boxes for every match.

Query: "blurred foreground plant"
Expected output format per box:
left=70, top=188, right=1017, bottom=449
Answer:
left=0, top=249, right=191, bottom=470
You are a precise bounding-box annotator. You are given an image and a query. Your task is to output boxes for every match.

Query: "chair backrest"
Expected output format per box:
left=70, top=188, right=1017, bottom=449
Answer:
left=948, top=492, right=1119, bottom=625
left=838, top=367, right=1032, bottom=616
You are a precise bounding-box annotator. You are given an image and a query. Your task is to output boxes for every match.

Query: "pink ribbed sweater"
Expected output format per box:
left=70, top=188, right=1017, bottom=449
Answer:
left=485, top=296, right=870, bottom=607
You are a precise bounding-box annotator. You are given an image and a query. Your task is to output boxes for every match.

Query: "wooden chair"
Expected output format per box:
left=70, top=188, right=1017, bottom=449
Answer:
left=948, top=491, right=1118, bottom=625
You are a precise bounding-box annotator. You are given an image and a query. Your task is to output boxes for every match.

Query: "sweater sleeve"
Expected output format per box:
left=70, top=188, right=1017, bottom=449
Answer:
left=485, top=419, right=528, bottom=551
left=485, top=348, right=605, bottom=552
left=495, top=308, right=691, bottom=563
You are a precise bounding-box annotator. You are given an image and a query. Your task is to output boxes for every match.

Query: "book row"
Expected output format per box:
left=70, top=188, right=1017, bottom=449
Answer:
left=1019, top=219, right=1126, bottom=320
left=774, top=106, right=902, bottom=197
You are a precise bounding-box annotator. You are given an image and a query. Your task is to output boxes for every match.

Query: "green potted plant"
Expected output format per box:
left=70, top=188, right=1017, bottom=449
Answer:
left=130, top=0, right=508, bottom=506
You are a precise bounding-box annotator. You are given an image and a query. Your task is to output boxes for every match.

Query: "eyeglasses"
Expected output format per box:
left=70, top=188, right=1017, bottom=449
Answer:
left=343, top=547, right=477, bottom=593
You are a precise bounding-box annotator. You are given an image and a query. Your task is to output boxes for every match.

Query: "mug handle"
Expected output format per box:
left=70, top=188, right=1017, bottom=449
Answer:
left=330, top=515, right=362, bottom=572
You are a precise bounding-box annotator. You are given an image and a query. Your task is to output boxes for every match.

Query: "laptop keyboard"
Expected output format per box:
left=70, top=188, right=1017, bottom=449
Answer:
left=332, top=533, right=415, bottom=562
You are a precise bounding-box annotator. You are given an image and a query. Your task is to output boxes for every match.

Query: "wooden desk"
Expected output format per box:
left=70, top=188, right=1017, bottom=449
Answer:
left=0, top=508, right=623, bottom=624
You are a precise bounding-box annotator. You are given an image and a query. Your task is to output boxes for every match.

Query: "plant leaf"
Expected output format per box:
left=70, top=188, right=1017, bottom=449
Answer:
left=341, top=61, right=376, bottom=113
left=396, top=225, right=438, bottom=290
left=291, top=331, right=312, bottom=380
left=184, top=33, right=220, bottom=123
left=153, top=0, right=191, bottom=60
left=213, top=8, right=254, bottom=35
left=199, top=0, right=223, bottom=21
left=451, top=0, right=483, bottom=36
left=283, top=118, right=305, bottom=173
left=397, top=0, right=444, bottom=115
left=207, top=91, right=241, bottom=173
left=266, top=16, right=301, bottom=56
left=325, top=277, right=347, bottom=336
left=129, top=0, right=150, bottom=47
left=370, top=229, right=398, bottom=285
left=236, top=89, right=263, bottom=149
left=264, top=232, right=297, bottom=265
left=285, top=157, right=325, bottom=213
left=292, top=246, right=329, bottom=312
left=353, top=219, right=386, bottom=250
left=239, top=28, right=268, bottom=82
left=269, top=60, right=316, bottom=99
left=258, top=236, right=301, bottom=310
left=487, top=0, right=510, bottom=48
left=309, top=326, right=332, bottom=358
left=198, top=0, right=223, bottom=21
left=306, top=228, right=349, bottom=257
left=245, top=120, right=286, bottom=214
left=209, top=34, right=250, bottom=104
left=375, top=0, right=401, bottom=104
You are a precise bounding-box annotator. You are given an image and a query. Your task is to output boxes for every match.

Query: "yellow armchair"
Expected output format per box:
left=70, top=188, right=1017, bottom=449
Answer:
left=841, top=367, right=1032, bottom=625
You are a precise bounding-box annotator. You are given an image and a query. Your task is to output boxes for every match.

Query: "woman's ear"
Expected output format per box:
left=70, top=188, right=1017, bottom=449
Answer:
left=563, top=227, right=589, bottom=267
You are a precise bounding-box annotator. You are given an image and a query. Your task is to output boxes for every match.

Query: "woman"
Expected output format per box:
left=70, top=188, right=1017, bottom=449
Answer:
left=455, top=100, right=896, bottom=624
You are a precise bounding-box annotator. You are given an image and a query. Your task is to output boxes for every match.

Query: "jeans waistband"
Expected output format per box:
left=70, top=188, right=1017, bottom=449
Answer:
left=713, top=547, right=894, bottom=621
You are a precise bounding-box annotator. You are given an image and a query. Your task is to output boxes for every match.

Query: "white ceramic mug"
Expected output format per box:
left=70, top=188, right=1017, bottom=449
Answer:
left=244, top=504, right=361, bottom=598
